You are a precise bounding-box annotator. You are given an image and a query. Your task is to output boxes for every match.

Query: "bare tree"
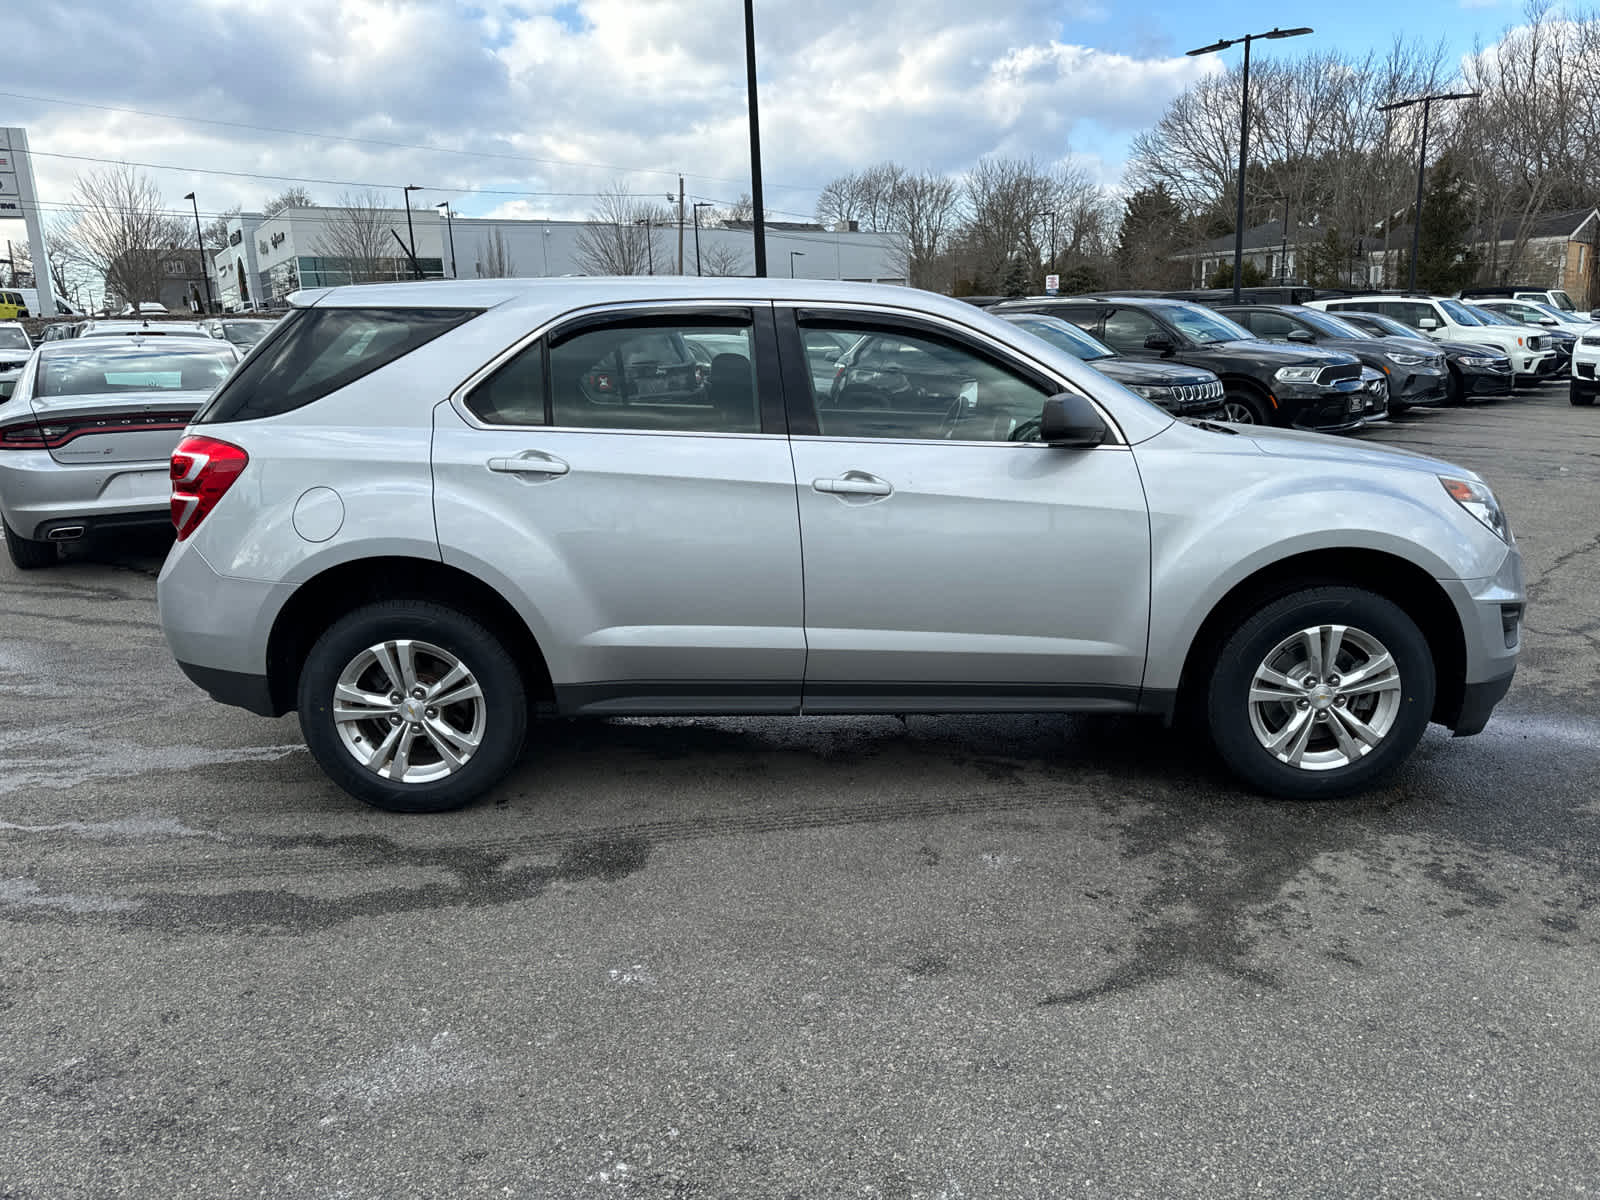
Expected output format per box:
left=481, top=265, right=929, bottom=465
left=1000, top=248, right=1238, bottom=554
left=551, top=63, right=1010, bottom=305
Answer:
left=700, top=242, right=750, bottom=276
left=475, top=228, right=518, bottom=278
left=895, top=171, right=961, bottom=288
left=202, top=205, right=242, bottom=251
left=312, top=189, right=393, bottom=284
left=263, top=186, right=314, bottom=218
left=575, top=183, right=672, bottom=275
left=49, top=164, right=188, bottom=306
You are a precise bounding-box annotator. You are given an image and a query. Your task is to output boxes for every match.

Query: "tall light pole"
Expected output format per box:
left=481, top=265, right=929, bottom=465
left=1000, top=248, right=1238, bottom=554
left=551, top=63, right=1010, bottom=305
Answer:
left=636, top=219, right=657, bottom=275
left=789, top=250, right=804, bottom=278
left=183, top=192, right=215, bottom=314
left=435, top=202, right=457, bottom=279
left=692, top=201, right=714, bottom=276
left=743, top=0, right=767, bottom=276
left=402, top=184, right=423, bottom=278
left=1188, top=26, right=1313, bottom=302
left=1377, top=91, right=1481, bottom=293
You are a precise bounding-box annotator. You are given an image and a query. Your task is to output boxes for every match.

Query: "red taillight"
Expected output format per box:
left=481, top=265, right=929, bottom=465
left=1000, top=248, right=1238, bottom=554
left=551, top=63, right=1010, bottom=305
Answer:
left=170, top=434, right=248, bottom=541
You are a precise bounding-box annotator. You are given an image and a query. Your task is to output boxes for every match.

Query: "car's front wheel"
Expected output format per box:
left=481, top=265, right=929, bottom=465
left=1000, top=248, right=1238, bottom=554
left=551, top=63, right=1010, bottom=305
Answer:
left=1207, top=586, right=1435, bottom=800
left=4, top=517, right=58, bottom=570
left=297, top=600, right=528, bottom=812
left=1573, top=380, right=1595, bottom=407
left=1221, top=389, right=1267, bottom=425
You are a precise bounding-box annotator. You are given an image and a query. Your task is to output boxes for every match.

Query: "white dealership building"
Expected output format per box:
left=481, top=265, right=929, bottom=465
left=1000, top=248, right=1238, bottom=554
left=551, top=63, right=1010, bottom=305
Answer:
left=209, top=206, right=909, bottom=309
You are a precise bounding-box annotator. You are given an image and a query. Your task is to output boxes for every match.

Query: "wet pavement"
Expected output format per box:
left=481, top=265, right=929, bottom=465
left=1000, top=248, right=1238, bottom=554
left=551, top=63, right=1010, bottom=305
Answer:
left=2, top=386, right=1597, bottom=1197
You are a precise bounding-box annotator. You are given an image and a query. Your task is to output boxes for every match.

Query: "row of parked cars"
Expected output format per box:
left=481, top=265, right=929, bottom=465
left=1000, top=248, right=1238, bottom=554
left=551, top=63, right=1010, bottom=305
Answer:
left=971, top=287, right=1598, bottom=434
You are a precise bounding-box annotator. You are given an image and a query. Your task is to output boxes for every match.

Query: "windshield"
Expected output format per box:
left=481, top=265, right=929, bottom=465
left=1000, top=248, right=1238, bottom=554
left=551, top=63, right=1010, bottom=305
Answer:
left=1467, top=305, right=1518, bottom=326
left=0, top=327, right=29, bottom=350
left=1545, top=290, right=1575, bottom=311
left=1438, top=299, right=1482, bottom=326
left=1347, top=312, right=1418, bottom=339
left=1006, top=315, right=1113, bottom=361
left=1166, top=304, right=1252, bottom=345
left=1295, top=309, right=1369, bottom=339
left=220, top=321, right=275, bottom=346
left=36, top=347, right=236, bottom=398
left=1531, top=302, right=1579, bottom=323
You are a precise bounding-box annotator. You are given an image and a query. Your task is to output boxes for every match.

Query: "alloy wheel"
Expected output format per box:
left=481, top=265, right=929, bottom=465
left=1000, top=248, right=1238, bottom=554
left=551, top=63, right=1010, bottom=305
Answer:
left=1222, top=399, right=1256, bottom=424
left=331, top=639, right=486, bottom=783
left=1246, top=624, right=1402, bottom=771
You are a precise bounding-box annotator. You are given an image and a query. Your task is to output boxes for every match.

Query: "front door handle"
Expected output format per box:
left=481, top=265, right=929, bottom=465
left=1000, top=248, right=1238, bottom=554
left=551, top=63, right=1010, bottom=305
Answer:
left=812, top=472, right=893, bottom=498
left=488, top=451, right=570, bottom=477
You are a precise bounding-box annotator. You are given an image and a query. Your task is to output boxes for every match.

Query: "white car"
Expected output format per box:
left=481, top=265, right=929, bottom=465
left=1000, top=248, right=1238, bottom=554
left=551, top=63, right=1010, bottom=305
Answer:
left=0, top=321, right=32, bottom=373
left=77, top=319, right=210, bottom=339
left=1309, top=295, right=1555, bottom=384
left=1572, top=326, right=1600, bottom=407
left=1473, top=298, right=1593, bottom=333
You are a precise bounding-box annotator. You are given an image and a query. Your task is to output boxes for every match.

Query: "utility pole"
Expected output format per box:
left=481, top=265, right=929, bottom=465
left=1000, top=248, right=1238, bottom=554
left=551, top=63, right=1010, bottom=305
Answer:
left=1377, top=91, right=1481, bottom=293
left=677, top=176, right=686, bottom=275
left=743, top=0, right=767, bottom=276
left=402, top=185, right=423, bottom=278
left=183, top=192, right=215, bottom=313
left=435, top=202, right=457, bottom=278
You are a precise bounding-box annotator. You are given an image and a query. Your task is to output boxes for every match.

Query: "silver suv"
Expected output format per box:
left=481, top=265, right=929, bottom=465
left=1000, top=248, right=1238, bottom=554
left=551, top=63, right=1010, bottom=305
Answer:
left=157, top=279, right=1524, bottom=811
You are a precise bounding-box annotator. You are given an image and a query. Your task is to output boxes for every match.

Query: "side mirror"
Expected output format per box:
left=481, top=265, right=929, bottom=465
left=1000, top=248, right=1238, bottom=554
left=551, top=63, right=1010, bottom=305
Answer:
left=1539, top=317, right=1557, bottom=325
left=1143, top=333, right=1175, bottom=353
left=1039, top=393, right=1108, bottom=448
left=1418, top=317, right=1439, bottom=330
left=1286, top=328, right=1315, bottom=343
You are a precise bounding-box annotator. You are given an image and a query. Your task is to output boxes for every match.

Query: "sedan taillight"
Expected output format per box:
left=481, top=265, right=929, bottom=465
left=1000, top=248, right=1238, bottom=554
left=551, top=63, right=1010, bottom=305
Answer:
left=170, top=434, right=248, bottom=541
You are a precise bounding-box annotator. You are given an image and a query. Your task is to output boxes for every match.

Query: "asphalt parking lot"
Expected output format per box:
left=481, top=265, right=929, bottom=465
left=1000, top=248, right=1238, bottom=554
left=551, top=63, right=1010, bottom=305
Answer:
left=3, top=386, right=1597, bottom=1199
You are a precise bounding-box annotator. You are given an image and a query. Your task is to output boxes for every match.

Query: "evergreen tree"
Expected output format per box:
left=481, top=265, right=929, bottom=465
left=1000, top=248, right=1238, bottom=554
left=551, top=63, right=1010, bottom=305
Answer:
left=1058, top=264, right=1103, bottom=294
left=1414, top=154, right=1479, bottom=294
left=1207, top=260, right=1266, bottom=289
left=1002, top=255, right=1033, bottom=298
left=1116, top=185, right=1188, bottom=288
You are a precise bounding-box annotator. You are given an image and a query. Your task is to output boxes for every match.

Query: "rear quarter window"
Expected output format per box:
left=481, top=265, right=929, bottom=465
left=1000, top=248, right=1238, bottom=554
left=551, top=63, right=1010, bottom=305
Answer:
left=195, top=306, right=477, bottom=423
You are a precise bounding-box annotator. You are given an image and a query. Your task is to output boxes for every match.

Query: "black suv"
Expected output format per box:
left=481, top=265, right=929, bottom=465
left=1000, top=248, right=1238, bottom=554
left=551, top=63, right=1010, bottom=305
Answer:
left=1214, top=303, right=1449, bottom=413
left=995, top=311, right=1225, bottom=417
left=992, top=296, right=1366, bottom=431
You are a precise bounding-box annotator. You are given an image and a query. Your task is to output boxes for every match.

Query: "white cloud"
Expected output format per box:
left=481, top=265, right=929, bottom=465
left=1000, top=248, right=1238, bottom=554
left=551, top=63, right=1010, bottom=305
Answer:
left=0, top=0, right=1209, bottom=236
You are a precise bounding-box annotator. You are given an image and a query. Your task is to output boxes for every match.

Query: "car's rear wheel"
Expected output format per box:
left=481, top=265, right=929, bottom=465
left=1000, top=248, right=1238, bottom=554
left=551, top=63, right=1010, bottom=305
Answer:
left=4, top=517, right=58, bottom=570
left=297, top=600, right=527, bottom=812
left=1207, top=586, right=1435, bottom=800
left=1573, top=381, right=1595, bottom=406
left=1221, top=389, right=1267, bottom=425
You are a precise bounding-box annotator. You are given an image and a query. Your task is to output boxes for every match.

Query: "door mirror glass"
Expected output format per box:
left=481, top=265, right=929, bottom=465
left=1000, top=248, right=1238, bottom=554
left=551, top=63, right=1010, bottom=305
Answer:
left=1039, top=393, right=1107, bottom=448
left=1286, top=328, right=1315, bottom=343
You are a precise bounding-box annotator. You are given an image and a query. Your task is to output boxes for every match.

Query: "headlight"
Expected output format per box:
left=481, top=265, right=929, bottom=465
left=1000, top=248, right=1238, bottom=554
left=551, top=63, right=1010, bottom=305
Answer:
left=1440, top=476, right=1512, bottom=543
left=1458, top=355, right=1497, bottom=367
left=1274, top=365, right=1322, bottom=382
left=1128, top=384, right=1166, bottom=400
left=1385, top=352, right=1425, bottom=365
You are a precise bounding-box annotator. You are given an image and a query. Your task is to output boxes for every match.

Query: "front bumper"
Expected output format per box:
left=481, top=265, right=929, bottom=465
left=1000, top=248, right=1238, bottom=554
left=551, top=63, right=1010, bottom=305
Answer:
left=1439, top=546, right=1524, bottom=735
left=1457, top=364, right=1515, bottom=399
left=1277, top=380, right=1368, bottom=433
left=1388, top=366, right=1449, bottom=407
left=0, top=450, right=174, bottom=541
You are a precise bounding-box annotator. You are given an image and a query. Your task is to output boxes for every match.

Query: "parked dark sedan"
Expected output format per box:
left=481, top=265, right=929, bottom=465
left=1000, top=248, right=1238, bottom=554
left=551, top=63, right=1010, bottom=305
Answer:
left=1214, top=303, right=1448, bottom=413
left=1334, top=311, right=1515, bottom=404
left=996, top=311, right=1225, bottom=416
left=992, top=296, right=1367, bottom=432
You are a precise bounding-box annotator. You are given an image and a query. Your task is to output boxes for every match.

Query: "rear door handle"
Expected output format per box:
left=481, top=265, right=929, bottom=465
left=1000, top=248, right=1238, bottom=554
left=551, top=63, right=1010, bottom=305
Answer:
left=488, top=451, right=570, bottom=477
left=812, top=472, right=893, bottom=497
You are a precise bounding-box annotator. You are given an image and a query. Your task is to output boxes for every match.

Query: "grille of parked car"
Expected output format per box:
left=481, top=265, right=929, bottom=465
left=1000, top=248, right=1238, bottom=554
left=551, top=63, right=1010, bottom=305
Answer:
left=1317, top=364, right=1363, bottom=386
left=1581, top=334, right=1600, bottom=346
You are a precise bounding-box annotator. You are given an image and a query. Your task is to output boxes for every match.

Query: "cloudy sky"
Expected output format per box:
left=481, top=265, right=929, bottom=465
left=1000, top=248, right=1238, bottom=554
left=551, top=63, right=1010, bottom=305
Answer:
left=0, top=0, right=1538, bottom=247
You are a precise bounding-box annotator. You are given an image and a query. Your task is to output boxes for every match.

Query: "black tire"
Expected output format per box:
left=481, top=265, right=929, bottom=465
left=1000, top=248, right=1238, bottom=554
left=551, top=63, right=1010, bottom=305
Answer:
left=297, top=599, right=528, bottom=813
left=1445, top=369, right=1465, bottom=405
left=1573, top=381, right=1595, bottom=407
left=4, top=517, right=58, bottom=570
left=1221, top=388, right=1268, bottom=426
left=1206, top=586, right=1435, bottom=801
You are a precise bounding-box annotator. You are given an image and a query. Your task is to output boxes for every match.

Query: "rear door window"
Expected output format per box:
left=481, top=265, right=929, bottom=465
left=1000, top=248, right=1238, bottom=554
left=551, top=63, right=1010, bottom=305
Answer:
left=1099, top=308, right=1165, bottom=354
left=196, top=306, right=477, bottom=423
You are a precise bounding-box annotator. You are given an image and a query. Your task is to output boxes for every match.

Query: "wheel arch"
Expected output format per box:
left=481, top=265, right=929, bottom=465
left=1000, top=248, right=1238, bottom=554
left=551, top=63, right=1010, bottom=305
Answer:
left=1172, top=547, right=1467, bottom=730
left=264, top=556, right=555, bottom=716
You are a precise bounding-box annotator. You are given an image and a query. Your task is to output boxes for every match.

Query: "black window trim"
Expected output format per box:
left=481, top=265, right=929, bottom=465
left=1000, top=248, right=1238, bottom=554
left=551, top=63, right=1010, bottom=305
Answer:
left=450, top=301, right=788, bottom=437
left=778, top=303, right=1122, bottom=446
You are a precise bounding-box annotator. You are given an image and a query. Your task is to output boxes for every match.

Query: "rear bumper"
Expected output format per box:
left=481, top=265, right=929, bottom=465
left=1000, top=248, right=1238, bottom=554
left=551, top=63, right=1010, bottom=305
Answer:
left=158, top=537, right=291, bottom=707
left=0, top=450, right=173, bottom=541
left=176, top=661, right=278, bottom=717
